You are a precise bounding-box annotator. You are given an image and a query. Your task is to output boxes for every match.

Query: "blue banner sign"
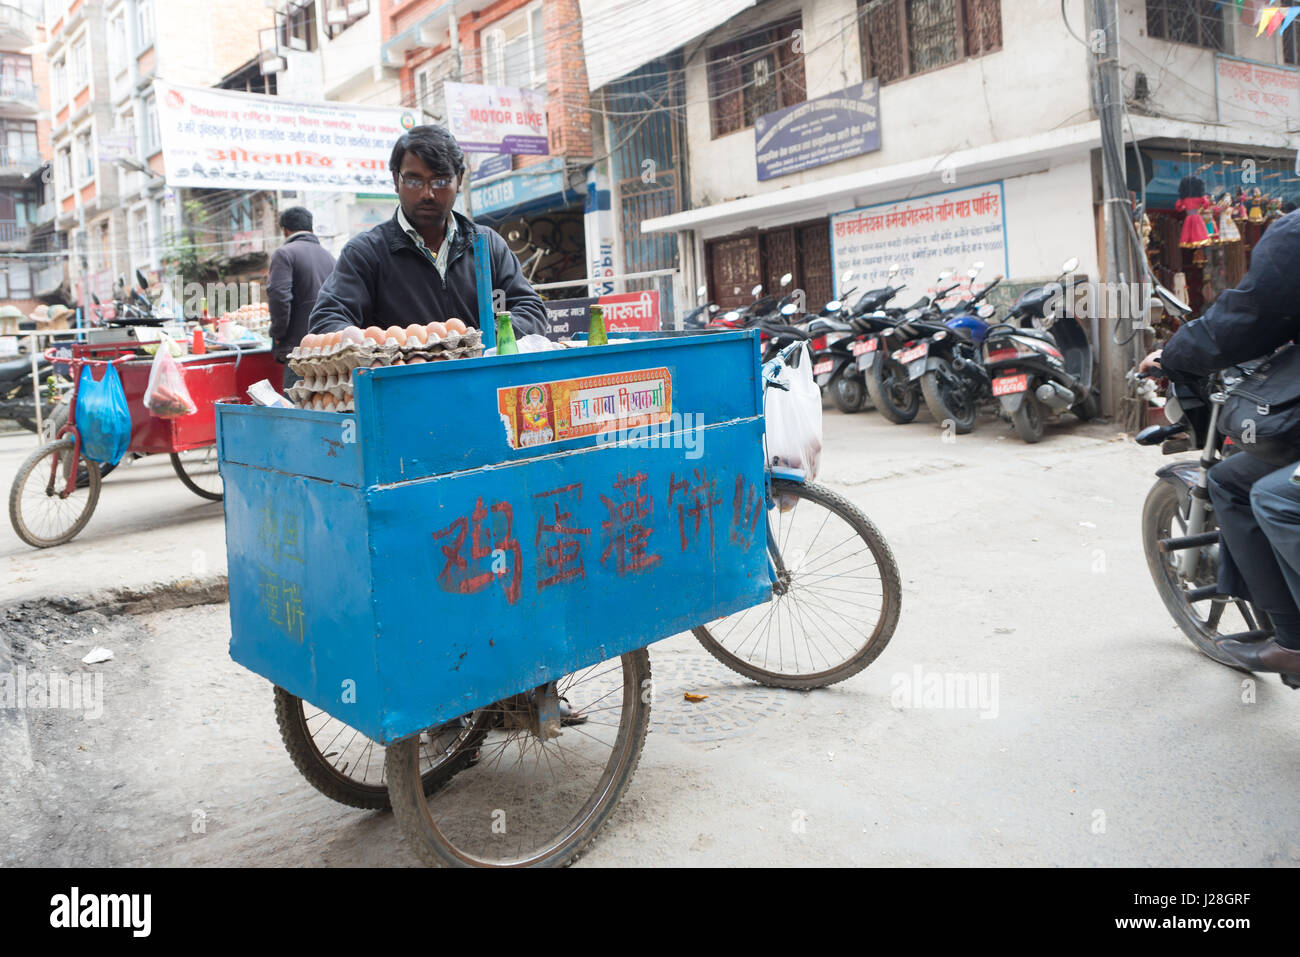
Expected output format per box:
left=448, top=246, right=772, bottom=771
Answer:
left=755, top=81, right=881, bottom=182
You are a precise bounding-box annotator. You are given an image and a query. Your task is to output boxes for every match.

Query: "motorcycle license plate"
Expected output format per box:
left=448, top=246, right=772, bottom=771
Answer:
left=852, top=339, right=876, bottom=357
left=813, top=359, right=833, bottom=376
left=992, top=373, right=1029, bottom=397
left=899, top=344, right=928, bottom=380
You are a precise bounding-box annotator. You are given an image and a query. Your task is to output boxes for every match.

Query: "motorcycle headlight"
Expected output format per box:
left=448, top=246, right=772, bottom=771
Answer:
left=933, top=330, right=948, bottom=342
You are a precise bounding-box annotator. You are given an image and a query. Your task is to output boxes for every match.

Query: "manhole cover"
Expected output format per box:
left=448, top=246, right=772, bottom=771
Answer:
left=647, top=651, right=787, bottom=742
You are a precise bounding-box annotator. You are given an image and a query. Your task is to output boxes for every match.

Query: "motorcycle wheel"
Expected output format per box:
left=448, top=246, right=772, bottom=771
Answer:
left=1140, top=480, right=1270, bottom=668
left=864, top=360, right=919, bottom=424
left=1011, top=394, right=1046, bottom=443
left=1073, top=387, right=1102, bottom=422
left=831, top=373, right=867, bottom=414
left=920, top=359, right=976, bottom=434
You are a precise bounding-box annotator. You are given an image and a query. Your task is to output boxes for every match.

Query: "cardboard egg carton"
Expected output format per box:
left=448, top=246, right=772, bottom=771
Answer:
left=297, top=392, right=354, bottom=413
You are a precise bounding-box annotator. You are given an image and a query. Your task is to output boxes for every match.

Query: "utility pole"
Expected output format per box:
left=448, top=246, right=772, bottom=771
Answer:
left=1090, top=0, right=1136, bottom=427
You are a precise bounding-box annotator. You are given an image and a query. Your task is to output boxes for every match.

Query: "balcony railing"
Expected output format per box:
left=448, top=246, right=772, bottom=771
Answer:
left=0, top=147, right=42, bottom=173
left=0, top=77, right=38, bottom=107
left=0, top=219, right=30, bottom=244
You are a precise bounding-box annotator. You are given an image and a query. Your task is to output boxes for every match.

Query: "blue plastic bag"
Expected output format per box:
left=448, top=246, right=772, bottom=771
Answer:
left=75, top=364, right=131, bottom=465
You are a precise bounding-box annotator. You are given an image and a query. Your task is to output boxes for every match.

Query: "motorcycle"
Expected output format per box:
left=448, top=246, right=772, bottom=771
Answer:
left=864, top=266, right=982, bottom=427
left=911, top=263, right=1003, bottom=434
left=813, top=265, right=909, bottom=414
left=682, top=284, right=720, bottom=330
left=979, top=257, right=1101, bottom=443
left=1135, top=327, right=1300, bottom=689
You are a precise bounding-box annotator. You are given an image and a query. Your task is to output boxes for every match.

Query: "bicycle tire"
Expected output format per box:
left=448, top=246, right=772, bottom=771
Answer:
left=386, top=648, right=651, bottom=867
left=1141, top=480, right=1265, bottom=668
left=171, top=449, right=223, bottom=501
left=8, top=439, right=101, bottom=548
left=693, top=479, right=901, bottom=690
left=273, top=686, right=489, bottom=810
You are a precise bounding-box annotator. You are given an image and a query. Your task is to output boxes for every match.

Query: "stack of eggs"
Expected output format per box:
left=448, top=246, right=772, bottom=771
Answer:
left=285, top=317, right=480, bottom=412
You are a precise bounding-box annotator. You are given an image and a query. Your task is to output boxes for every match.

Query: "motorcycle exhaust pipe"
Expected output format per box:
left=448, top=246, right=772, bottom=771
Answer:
left=952, top=355, right=990, bottom=384
left=1035, top=381, right=1075, bottom=411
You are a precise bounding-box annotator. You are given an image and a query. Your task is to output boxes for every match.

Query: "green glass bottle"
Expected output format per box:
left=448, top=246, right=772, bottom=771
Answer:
left=495, top=311, right=519, bottom=355
left=587, top=305, right=607, bottom=347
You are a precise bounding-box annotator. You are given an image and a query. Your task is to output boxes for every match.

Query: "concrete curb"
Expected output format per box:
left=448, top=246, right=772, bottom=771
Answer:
left=1, top=575, right=230, bottom=618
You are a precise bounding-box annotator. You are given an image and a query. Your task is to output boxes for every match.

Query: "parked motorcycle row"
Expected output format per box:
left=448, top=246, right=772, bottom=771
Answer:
left=686, top=256, right=1102, bottom=443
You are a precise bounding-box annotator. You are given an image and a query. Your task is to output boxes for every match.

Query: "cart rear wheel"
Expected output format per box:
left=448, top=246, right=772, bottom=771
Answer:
left=693, top=479, right=901, bottom=689
left=387, top=648, right=651, bottom=867
left=171, top=447, right=223, bottom=501
left=273, top=687, right=489, bottom=810
left=8, top=438, right=101, bottom=548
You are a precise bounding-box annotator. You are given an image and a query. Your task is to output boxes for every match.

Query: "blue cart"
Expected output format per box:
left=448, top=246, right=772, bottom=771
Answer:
left=217, top=331, right=900, bottom=867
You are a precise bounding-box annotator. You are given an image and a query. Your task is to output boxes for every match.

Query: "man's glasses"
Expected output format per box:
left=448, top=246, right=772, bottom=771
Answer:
left=399, top=174, right=457, bottom=192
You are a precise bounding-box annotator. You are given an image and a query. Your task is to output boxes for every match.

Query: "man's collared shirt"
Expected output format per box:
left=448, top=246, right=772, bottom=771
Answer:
left=397, top=205, right=456, bottom=281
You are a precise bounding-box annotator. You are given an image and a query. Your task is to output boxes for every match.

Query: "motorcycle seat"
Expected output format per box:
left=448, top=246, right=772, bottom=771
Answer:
left=0, top=356, right=47, bottom=379
left=808, top=318, right=854, bottom=335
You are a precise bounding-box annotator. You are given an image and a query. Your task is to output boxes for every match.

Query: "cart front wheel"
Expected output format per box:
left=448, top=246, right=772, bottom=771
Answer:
left=8, top=439, right=101, bottom=548
left=171, top=447, right=223, bottom=501
left=387, top=648, right=651, bottom=867
left=693, top=479, right=901, bottom=689
left=273, top=687, right=490, bottom=810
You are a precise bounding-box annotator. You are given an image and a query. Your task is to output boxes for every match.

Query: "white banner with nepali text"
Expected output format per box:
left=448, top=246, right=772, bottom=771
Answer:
left=154, top=81, right=418, bottom=193
left=830, top=182, right=1008, bottom=302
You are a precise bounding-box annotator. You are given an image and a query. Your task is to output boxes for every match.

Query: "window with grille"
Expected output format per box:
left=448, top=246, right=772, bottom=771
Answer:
left=708, top=15, right=806, bottom=138
left=1146, top=0, right=1225, bottom=51
left=858, top=0, right=1001, bottom=85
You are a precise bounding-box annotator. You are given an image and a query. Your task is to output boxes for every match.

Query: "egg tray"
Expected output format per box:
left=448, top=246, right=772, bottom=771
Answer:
left=296, top=393, right=354, bottom=413
left=288, top=329, right=483, bottom=376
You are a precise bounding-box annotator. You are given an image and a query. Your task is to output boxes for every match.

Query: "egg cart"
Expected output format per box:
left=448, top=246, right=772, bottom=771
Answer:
left=8, top=341, right=280, bottom=548
left=216, top=328, right=773, bottom=866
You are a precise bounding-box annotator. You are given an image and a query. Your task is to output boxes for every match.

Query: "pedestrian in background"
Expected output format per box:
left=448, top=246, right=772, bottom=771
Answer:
left=267, top=206, right=336, bottom=390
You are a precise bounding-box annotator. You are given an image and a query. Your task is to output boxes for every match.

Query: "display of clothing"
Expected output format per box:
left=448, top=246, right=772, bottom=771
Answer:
left=1176, top=196, right=1213, bottom=247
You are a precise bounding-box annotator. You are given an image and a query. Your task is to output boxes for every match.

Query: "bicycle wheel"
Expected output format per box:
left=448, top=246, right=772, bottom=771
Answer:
left=1141, top=480, right=1268, bottom=668
left=171, top=447, right=223, bottom=501
left=693, top=479, right=901, bottom=690
left=386, top=648, right=651, bottom=867
left=8, top=438, right=101, bottom=548
left=273, top=686, right=489, bottom=810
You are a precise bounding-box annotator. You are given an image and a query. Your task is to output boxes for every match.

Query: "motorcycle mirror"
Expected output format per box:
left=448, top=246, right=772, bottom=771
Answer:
left=1061, top=256, right=1080, bottom=274
left=826, top=300, right=842, bottom=312
left=91, top=293, right=101, bottom=306
left=780, top=303, right=797, bottom=316
left=779, top=273, right=793, bottom=288
left=696, top=284, right=708, bottom=299
left=1153, top=282, right=1191, bottom=318
left=708, top=304, right=720, bottom=313
left=978, top=304, right=996, bottom=319
left=723, top=310, right=740, bottom=322
left=751, top=284, right=763, bottom=298
left=938, top=269, right=954, bottom=280
left=971, top=260, right=985, bottom=271
left=840, top=270, right=854, bottom=283
left=135, top=268, right=149, bottom=290
left=888, top=263, right=900, bottom=276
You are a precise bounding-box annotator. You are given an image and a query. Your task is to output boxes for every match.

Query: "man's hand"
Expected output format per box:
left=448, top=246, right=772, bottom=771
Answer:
left=1138, top=349, right=1163, bottom=375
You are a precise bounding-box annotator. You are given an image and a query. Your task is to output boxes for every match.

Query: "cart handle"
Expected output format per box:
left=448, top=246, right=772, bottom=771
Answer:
left=44, top=347, right=134, bottom=367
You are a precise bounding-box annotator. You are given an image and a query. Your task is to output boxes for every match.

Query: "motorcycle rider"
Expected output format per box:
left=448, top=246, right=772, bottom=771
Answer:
left=1139, top=210, right=1300, bottom=673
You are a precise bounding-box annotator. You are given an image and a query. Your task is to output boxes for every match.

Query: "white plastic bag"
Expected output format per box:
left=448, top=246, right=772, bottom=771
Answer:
left=763, top=344, right=823, bottom=496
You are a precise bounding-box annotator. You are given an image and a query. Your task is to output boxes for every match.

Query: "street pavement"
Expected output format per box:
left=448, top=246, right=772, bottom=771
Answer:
left=2, top=404, right=1297, bottom=867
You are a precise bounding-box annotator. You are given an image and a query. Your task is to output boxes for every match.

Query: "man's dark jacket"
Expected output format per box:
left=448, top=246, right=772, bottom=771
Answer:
left=307, top=209, right=546, bottom=337
left=266, top=232, right=337, bottom=361
left=1162, top=210, right=1300, bottom=379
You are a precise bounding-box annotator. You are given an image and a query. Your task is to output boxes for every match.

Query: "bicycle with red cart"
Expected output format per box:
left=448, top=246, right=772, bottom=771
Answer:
left=8, top=339, right=279, bottom=548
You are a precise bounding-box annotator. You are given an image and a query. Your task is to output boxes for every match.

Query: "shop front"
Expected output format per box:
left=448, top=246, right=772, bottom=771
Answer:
left=468, top=157, right=587, bottom=288
left=1129, top=145, right=1299, bottom=318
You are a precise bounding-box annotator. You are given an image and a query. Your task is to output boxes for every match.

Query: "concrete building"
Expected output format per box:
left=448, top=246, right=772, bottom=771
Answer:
left=0, top=0, right=57, bottom=316
left=45, top=0, right=268, bottom=313
left=380, top=0, right=594, bottom=288
left=574, top=0, right=1300, bottom=411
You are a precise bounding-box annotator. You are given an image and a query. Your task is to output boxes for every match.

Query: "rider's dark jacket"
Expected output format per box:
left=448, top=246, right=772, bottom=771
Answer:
left=1161, top=210, right=1300, bottom=379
